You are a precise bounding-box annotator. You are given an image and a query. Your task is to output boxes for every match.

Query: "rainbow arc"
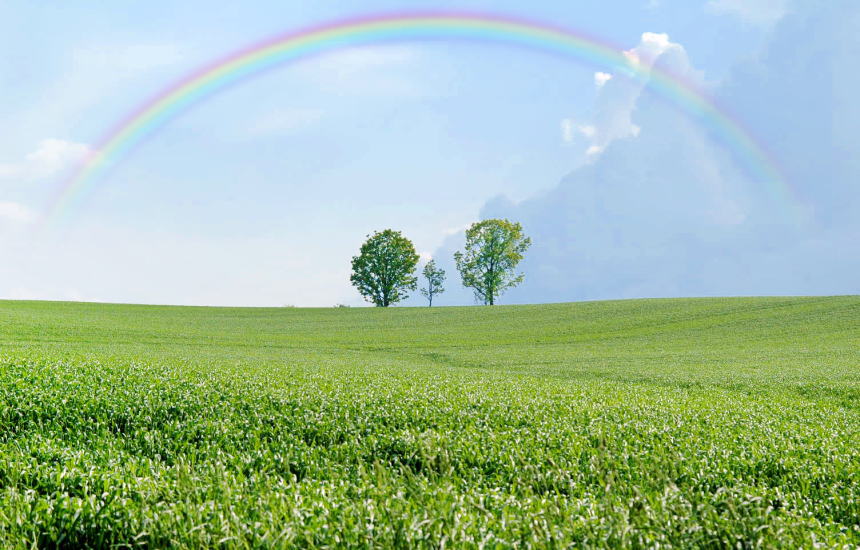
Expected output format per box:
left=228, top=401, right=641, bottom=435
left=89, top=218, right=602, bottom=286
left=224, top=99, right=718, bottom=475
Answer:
left=49, top=12, right=800, bottom=224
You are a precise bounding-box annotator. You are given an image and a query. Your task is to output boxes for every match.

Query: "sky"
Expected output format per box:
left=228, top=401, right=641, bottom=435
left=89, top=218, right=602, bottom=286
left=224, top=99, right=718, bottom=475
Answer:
left=0, top=0, right=856, bottom=306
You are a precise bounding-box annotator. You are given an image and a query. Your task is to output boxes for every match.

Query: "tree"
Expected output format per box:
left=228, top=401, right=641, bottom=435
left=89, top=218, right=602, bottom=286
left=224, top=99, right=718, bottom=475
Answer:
left=350, top=229, right=419, bottom=307
left=454, top=219, right=532, bottom=305
left=419, top=259, right=446, bottom=307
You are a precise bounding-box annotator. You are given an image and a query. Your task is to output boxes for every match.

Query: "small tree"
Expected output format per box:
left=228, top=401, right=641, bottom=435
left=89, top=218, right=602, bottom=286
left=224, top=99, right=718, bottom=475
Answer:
left=454, top=219, right=532, bottom=305
left=420, top=259, right=446, bottom=307
left=350, top=229, right=419, bottom=307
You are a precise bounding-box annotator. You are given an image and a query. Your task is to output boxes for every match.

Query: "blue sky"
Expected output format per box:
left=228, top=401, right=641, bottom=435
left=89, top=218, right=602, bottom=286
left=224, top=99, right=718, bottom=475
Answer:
left=1, top=0, right=856, bottom=306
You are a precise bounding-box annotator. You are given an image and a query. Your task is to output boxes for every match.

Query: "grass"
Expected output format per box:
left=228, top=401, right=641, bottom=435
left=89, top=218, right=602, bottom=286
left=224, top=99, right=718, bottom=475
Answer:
left=0, top=296, right=858, bottom=548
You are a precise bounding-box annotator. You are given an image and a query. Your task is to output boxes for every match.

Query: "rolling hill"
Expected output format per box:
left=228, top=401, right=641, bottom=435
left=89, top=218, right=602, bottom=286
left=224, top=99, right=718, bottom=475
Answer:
left=0, top=297, right=857, bottom=547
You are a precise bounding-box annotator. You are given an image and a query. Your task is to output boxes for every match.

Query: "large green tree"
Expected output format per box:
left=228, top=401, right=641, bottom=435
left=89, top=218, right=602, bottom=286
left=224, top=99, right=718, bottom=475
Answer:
left=350, top=229, right=419, bottom=307
left=454, top=219, right=532, bottom=305
left=419, top=259, right=446, bottom=307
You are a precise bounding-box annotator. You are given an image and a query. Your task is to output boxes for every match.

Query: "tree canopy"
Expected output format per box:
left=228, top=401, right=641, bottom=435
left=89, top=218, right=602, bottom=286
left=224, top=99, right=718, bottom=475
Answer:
left=350, top=229, right=419, bottom=307
left=419, top=259, right=446, bottom=307
left=454, top=219, right=531, bottom=305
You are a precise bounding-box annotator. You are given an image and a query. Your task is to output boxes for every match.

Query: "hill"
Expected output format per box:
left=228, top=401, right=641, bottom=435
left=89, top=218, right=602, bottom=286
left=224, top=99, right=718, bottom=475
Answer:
left=0, top=297, right=858, bottom=547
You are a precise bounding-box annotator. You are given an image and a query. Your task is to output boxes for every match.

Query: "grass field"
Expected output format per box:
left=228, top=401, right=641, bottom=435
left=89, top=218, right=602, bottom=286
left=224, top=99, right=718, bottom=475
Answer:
left=0, top=296, right=858, bottom=548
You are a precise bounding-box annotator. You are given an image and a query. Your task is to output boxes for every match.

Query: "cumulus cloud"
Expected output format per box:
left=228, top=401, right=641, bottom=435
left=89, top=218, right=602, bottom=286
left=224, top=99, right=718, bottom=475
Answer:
left=623, top=32, right=680, bottom=67
left=594, top=72, right=613, bottom=88
left=459, top=0, right=860, bottom=304
left=706, top=0, right=789, bottom=25
left=0, top=139, right=90, bottom=182
left=560, top=120, right=600, bottom=145
left=563, top=32, right=697, bottom=161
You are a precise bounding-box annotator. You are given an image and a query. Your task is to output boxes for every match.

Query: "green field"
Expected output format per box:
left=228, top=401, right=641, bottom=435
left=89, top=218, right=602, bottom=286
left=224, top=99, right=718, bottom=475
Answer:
left=0, top=297, right=858, bottom=548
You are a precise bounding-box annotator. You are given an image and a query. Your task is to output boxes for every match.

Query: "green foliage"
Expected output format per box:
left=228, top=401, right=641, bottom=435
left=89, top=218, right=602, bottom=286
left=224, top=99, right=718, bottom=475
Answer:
left=0, top=296, right=858, bottom=547
left=419, top=259, right=446, bottom=306
left=454, top=219, right=532, bottom=305
left=350, top=229, right=419, bottom=307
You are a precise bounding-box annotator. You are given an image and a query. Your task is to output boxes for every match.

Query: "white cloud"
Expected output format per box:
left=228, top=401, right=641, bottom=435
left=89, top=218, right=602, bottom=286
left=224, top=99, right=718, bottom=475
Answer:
left=0, top=139, right=90, bottom=182
left=560, top=120, right=599, bottom=145
left=472, top=0, right=860, bottom=305
left=578, top=125, right=597, bottom=139
left=594, top=72, right=613, bottom=88
left=4, top=41, right=190, bottom=149
left=706, top=0, right=788, bottom=25
left=560, top=119, right=575, bottom=143
left=24, top=139, right=90, bottom=176
left=568, top=32, right=697, bottom=160
left=444, top=224, right=471, bottom=236
left=0, top=202, right=36, bottom=225
left=623, top=32, right=683, bottom=68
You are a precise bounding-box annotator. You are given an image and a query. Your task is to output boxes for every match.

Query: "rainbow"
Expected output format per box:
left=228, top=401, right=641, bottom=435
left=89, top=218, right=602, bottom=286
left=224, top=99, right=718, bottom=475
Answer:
left=48, top=12, right=801, bottom=223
